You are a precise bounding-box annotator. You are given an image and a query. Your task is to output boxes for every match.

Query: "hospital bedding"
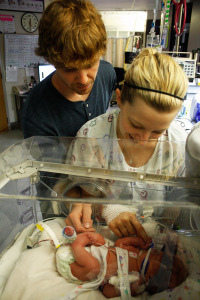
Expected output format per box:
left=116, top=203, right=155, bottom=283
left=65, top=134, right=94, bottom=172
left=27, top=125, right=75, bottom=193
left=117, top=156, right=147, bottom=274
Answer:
left=0, top=218, right=200, bottom=300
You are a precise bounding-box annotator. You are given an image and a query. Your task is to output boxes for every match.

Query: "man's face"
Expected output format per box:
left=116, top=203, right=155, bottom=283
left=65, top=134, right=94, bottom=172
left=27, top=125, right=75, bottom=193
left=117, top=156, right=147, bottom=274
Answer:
left=55, top=60, right=100, bottom=96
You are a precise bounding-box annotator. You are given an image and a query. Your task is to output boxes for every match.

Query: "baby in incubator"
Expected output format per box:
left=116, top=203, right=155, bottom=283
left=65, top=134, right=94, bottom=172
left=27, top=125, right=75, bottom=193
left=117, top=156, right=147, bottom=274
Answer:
left=56, top=227, right=187, bottom=299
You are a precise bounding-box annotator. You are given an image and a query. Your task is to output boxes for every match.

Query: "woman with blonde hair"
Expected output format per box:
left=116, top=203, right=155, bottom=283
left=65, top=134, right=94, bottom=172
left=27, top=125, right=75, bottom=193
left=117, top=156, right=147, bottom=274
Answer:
left=64, top=48, right=188, bottom=239
left=121, top=48, right=187, bottom=111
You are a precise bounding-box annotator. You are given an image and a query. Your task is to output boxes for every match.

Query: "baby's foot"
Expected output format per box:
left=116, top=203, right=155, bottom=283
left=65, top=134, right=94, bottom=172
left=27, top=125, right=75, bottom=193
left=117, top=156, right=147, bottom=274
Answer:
left=84, top=232, right=105, bottom=246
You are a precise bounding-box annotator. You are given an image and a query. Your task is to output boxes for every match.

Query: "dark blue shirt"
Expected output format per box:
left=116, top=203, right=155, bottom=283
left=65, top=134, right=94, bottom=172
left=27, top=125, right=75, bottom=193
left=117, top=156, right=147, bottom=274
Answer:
left=22, top=60, right=116, bottom=138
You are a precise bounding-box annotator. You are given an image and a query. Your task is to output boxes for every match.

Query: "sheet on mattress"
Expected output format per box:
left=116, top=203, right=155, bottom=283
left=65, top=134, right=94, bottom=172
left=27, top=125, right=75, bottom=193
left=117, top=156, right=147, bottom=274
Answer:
left=0, top=218, right=200, bottom=300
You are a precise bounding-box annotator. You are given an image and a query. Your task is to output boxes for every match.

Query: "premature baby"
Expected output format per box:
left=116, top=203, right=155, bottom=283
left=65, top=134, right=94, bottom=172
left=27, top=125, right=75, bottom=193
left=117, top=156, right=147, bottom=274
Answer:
left=56, top=228, right=187, bottom=298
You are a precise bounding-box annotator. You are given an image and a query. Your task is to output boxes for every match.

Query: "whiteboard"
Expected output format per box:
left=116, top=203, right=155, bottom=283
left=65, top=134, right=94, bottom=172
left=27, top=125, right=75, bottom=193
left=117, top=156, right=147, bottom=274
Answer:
left=4, top=34, right=46, bottom=68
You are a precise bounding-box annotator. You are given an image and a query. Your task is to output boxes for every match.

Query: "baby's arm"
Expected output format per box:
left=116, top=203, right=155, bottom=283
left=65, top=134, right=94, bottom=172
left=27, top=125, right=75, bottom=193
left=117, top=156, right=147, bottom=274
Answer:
left=115, top=236, right=151, bottom=251
left=70, top=232, right=105, bottom=281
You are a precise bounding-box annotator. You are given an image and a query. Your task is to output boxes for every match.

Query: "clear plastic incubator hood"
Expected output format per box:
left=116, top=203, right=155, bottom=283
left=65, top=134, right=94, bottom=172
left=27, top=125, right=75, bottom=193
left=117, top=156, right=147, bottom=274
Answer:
left=0, top=136, right=199, bottom=300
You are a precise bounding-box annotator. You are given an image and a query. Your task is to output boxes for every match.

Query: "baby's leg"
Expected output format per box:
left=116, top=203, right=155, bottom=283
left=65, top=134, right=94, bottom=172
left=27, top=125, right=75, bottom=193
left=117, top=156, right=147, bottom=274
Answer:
left=70, top=232, right=105, bottom=281
left=70, top=259, right=100, bottom=281
left=73, top=232, right=105, bottom=247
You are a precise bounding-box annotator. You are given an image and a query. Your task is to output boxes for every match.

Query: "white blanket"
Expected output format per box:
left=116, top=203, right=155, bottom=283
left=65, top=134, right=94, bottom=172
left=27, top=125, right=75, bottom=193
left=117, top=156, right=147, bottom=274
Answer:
left=0, top=218, right=200, bottom=300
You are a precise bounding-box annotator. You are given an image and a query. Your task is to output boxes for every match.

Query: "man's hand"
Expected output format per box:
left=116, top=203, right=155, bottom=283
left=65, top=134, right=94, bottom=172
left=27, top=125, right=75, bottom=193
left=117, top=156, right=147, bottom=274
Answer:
left=65, top=203, right=95, bottom=233
left=108, top=211, right=150, bottom=242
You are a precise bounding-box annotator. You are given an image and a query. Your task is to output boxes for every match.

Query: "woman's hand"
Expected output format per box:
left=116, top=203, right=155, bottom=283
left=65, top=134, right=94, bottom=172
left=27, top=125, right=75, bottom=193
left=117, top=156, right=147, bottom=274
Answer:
left=65, top=203, right=95, bottom=233
left=53, top=183, right=95, bottom=234
left=108, top=211, right=150, bottom=242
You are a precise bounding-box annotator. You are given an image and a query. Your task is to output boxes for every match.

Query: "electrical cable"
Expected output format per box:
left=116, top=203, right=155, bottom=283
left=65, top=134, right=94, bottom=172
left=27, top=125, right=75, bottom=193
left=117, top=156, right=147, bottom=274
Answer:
left=172, top=0, right=187, bottom=36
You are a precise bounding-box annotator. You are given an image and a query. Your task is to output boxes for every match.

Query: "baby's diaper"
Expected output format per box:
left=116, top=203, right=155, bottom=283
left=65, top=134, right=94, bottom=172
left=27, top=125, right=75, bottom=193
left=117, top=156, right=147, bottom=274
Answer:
left=56, top=245, right=92, bottom=283
left=56, top=245, right=81, bottom=283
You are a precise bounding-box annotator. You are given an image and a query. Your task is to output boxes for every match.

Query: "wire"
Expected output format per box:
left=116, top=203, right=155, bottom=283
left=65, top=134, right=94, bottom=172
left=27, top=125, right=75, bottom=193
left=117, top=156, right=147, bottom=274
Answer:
left=32, top=239, right=52, bottom=247
left=172, top=0, right=187, bottom=36
left=190, top=210, right=195, bottom=230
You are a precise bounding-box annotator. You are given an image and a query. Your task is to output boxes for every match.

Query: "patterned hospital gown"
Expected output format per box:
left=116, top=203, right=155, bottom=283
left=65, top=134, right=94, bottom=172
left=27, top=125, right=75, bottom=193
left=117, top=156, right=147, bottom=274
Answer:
left=66, top=109, right=188, bottom=224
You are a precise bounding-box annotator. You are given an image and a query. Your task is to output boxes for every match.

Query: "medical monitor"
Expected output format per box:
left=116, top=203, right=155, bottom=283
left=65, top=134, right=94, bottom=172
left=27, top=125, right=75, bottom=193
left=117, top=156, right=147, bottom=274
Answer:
left=38, top=64, right=56, bottom=82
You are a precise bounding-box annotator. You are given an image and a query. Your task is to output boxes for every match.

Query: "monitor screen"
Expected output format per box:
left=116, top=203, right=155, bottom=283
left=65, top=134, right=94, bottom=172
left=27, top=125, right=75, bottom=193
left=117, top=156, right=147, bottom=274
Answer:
left=38, top=64, right=56, bottom=82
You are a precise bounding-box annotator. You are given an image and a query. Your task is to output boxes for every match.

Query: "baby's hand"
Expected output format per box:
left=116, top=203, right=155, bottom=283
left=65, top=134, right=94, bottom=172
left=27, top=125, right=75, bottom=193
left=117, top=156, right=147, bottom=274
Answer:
left=138, top=239, right=152, bottom=250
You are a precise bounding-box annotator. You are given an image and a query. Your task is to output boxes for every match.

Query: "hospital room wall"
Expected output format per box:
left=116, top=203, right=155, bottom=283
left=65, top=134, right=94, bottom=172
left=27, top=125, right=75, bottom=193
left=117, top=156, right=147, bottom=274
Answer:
left=0, top=6, right=196, bottom=129
left=0, top=10, right=40, bottom=128
left=0, top=8, right=159, bottom=128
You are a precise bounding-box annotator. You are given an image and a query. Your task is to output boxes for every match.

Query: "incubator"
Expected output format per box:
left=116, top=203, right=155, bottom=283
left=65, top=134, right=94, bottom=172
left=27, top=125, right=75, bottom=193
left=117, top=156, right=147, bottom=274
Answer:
left=0, top=135, right=200, bottom=300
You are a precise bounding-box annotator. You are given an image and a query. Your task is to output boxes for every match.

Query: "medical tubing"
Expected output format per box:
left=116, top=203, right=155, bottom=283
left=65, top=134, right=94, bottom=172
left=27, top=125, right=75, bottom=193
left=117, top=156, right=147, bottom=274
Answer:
left=140, top=248, right=152, bottom=280
left=36, top=222, right=61, bottom=248
left=116, top=247, right=132, bottom=299
left=172, top=0, right=187, bottom=36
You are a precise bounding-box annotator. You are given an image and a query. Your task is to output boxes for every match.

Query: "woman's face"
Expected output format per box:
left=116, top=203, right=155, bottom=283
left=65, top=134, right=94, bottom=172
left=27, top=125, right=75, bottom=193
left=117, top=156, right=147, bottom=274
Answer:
left=116, top=90, right=180, bottom=145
